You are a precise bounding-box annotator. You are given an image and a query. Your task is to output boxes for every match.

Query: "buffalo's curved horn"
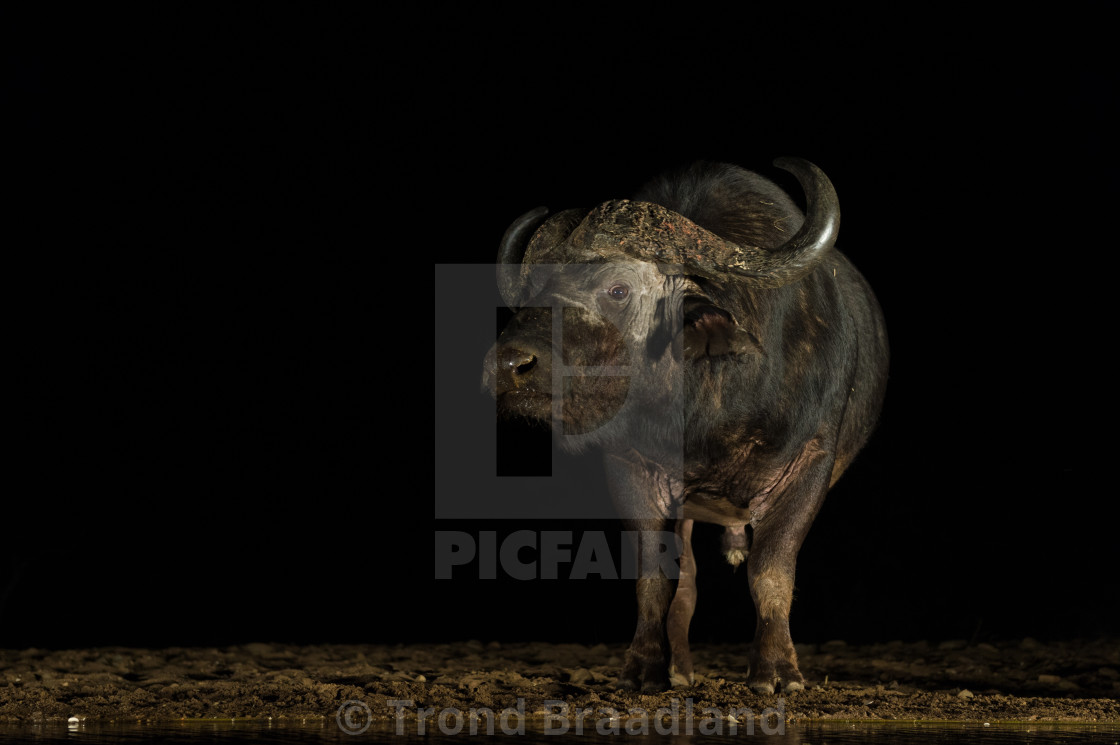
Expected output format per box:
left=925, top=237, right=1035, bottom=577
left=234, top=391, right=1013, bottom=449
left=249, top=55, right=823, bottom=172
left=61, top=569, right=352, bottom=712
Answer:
left=496, top=206, right=549, bottom=310
left=497, top=207, right=590, bottom=309
left=758, top=156, right=841, bottom=285
left=572, top=159, right=840, bottom=289
left=698, top=157, right=839, bottom=287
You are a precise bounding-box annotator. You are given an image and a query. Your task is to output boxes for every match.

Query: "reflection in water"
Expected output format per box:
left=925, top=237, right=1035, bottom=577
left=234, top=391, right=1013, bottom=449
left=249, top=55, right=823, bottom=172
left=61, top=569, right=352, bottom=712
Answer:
left=1, top=720, right=1119, bottom=743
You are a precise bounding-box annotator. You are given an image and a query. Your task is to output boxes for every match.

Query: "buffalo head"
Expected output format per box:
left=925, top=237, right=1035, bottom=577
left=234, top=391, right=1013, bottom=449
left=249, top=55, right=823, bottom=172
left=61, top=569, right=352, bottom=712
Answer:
left=483, top=158, right=839, bottom=450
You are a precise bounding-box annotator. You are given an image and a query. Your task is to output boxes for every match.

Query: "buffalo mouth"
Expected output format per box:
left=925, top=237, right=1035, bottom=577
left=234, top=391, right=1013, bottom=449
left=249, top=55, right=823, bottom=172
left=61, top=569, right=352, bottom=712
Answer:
left=495, top=374, right=630, bottom=438
left=495, top=389, right=554, bottom=423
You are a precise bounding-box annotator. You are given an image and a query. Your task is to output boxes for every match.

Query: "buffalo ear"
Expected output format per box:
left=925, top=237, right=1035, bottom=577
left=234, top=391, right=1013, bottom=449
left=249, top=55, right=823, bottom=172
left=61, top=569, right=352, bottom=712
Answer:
left=682, top=299, right=760, bottom=359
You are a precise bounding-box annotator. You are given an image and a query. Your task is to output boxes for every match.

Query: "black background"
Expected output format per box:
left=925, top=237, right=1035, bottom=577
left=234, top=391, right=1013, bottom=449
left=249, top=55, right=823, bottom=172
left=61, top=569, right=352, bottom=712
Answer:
left=5, top=10, right=1115, bottom=652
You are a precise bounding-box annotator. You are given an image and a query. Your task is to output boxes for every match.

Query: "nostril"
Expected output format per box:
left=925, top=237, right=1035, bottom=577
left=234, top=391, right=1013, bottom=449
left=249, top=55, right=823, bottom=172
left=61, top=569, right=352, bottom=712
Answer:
left=511, top=354, right=537, bottom=376
left=500, top=348, right=537, bottom=377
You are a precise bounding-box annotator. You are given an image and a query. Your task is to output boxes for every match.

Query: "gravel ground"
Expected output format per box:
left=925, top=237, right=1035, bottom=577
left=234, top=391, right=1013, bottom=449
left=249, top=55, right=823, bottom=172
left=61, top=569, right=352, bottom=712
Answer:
left=2, top=637, right=1118, bottom=726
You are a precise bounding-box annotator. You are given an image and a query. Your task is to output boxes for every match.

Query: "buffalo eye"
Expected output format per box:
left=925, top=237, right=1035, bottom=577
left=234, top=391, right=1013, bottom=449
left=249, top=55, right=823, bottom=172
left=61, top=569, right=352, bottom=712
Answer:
left=606, top=283, right=629, bottom=301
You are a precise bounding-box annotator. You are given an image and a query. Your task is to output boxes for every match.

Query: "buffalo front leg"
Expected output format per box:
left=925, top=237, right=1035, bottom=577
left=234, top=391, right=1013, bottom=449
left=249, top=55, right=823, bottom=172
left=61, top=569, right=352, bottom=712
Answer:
left=666, top=517, right=696, bottom=686
left=618, top=521, right=675, bottom=692
left=746, top=542, right=805, bottom=694
left=604, top=452, right=685, bottom=691
left=746, top=449, right=833, bottom=694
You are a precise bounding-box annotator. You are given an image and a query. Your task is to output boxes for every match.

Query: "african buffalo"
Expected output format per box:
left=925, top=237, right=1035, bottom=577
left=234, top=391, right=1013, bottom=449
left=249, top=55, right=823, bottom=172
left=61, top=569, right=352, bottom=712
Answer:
left=482, top=158, right=888, bottom=693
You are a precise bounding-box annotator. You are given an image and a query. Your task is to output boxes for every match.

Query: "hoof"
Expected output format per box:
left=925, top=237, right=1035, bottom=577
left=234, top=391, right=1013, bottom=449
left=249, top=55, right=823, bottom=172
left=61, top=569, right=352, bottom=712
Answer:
left=747, top=653, right=804, bottom=695
left=619, top=653, right=670, bottom=693
left=748, top=676, right=803, bottom=695
left=617, top=673, right=669, bottom=693
left=668, top=666, right=694, bottom=688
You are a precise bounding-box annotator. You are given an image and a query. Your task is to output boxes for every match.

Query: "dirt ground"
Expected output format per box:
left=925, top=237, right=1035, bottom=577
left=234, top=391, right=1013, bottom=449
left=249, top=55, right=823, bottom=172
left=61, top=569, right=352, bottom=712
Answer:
left=2, top=637, right=1118, bottom=727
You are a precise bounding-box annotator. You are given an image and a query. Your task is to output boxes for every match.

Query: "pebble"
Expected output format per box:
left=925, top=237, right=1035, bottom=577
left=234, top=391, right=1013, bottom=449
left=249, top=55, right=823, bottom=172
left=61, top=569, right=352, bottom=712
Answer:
left=242, top=643, right=275, bottom=657
left=957, top=689, right=975, bottom=699
left=568, top=668, right=592, bottom=685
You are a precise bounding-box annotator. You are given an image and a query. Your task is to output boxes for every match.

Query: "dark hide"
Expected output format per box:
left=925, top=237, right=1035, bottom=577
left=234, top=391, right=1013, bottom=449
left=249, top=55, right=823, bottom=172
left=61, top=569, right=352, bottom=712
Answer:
left=482, top=160, right=889, bottom=693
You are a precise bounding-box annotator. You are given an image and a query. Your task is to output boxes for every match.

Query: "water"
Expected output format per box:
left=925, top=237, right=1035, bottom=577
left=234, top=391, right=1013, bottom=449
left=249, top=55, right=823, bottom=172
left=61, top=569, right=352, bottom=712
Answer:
left=1, top=721, right=1117, bottom=744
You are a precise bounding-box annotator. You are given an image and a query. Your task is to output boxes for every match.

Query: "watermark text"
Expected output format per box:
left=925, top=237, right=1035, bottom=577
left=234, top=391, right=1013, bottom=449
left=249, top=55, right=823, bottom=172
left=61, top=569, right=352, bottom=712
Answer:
left=434, top=530, right=681, bottom=580
left=348, top=697, right=786, bottom=736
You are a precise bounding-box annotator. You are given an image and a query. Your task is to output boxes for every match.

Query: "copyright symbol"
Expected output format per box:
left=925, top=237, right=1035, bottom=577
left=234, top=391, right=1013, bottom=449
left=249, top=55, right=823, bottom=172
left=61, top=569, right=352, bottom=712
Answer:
left=336, top=700, right=372, bottom=735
